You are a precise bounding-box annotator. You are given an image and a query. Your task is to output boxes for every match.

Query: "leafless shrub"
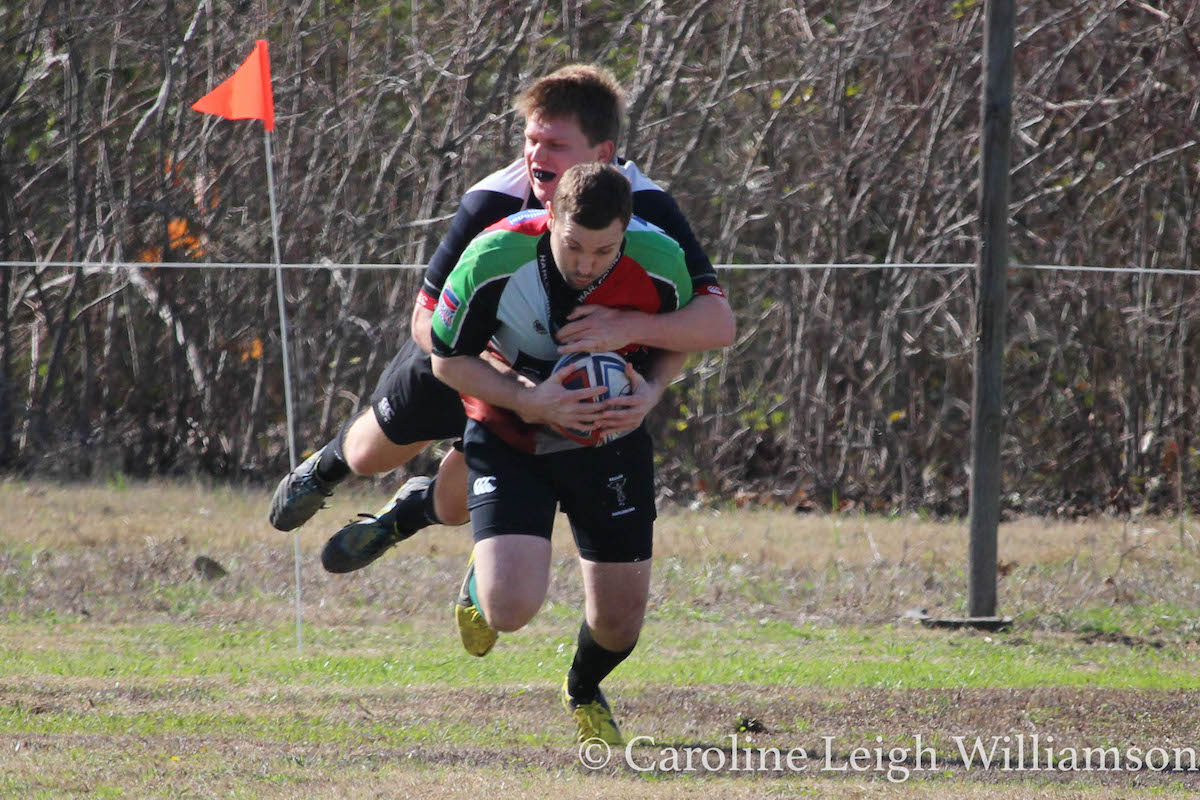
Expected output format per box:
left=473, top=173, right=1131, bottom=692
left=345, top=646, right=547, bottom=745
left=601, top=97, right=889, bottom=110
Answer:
left=2, top=0, right=1198, bottom=515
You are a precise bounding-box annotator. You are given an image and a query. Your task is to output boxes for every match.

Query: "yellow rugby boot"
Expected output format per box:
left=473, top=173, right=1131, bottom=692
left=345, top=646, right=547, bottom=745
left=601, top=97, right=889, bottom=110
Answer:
left=561, top=676, right=623, bottom=745
left=454, top=552, right=497, bottom=657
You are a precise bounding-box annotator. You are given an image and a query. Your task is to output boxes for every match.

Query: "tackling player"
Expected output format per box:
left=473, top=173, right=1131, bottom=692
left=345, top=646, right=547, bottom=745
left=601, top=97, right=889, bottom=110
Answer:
left=267, top=64, right=733, bottom=571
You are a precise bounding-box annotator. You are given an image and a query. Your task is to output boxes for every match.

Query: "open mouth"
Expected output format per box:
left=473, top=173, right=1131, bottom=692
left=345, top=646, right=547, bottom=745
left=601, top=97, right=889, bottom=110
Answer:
left=531, top=168, right=557, bottom=183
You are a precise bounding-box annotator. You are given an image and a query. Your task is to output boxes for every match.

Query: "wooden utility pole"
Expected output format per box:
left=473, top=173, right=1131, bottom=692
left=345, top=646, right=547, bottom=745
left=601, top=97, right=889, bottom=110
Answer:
left=969, top=0, right=1014, bottom=618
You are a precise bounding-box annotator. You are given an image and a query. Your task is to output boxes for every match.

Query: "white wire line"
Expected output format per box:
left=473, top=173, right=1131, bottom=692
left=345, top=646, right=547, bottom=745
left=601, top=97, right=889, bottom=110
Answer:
left=0, top=260, right=1197, bottom=276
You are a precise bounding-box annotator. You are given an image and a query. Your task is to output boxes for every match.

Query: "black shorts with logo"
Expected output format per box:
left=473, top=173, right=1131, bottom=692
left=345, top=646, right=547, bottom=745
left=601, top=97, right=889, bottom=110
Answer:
left=369, top=338, right=468, bottom=445
left=463, top=420, right=656, bottom=563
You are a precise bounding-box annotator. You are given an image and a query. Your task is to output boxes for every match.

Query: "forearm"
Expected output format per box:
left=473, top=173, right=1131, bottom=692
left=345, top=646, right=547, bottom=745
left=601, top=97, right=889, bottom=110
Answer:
left=642, top=348, right=688, bottom=393
left=434, top=352, right=606, bottom=429
left=410, top=304, right=434, bottom=354
left=624, top=294, right=735, bottom=352
left=431, top=353, right=529, bottom=412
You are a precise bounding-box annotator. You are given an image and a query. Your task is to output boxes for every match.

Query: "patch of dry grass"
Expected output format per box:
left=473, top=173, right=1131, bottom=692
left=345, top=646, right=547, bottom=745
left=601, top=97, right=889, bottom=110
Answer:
left=4, top=479, right=1200, bottom=634
left=11, top=478, right=1194, bottom=563
left=3, top=679, right=1199, bottom=798
left=6, top=734, right=1191, bottom=800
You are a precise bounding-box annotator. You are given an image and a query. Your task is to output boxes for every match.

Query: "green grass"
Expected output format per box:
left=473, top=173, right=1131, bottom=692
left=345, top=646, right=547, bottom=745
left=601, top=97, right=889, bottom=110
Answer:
left=3, top=618, right=1198, bottom=695
left=4, top=481, right=1200, bottom=796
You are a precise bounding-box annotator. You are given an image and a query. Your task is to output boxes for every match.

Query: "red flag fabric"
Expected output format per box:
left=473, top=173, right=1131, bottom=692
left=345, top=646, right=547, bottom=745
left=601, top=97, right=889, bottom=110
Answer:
left=191, top=40, right=275, bottom=131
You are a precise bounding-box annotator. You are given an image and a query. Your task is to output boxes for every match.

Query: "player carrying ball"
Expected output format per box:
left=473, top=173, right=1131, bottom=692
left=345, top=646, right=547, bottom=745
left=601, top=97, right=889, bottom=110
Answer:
left=431, top=163, right=695, bottom=745
left=267, top=64, right=732, bottom=566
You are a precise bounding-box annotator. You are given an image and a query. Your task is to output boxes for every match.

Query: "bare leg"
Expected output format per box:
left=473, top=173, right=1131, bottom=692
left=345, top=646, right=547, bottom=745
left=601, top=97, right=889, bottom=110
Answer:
left=578, top=558, right=651, bottom=651
left=471, top=535, right=552, bottom=632
left=341, top=411, right=429, bottom=476
left=433, top=448, right=471, bottom=525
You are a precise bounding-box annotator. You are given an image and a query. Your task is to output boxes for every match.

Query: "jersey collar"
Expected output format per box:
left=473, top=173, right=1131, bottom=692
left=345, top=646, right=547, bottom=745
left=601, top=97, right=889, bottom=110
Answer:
left=535, top=233, right=626, bottom=342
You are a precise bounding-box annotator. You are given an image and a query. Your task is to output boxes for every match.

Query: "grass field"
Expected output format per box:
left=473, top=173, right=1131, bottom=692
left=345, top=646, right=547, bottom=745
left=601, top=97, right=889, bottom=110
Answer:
left=2, top=479, right=1200, bottom=798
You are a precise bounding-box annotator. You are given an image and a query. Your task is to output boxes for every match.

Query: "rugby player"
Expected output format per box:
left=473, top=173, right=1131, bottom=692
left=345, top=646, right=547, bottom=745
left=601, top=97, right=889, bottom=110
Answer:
left=267, top=65, right=733, bottom=572
left=432, top=163, right=694, bottom=744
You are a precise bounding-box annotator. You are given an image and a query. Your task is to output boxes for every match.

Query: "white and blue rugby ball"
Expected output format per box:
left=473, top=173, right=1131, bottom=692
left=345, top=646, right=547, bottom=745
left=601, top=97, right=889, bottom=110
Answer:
left=550, top=351, right=633, bottom=446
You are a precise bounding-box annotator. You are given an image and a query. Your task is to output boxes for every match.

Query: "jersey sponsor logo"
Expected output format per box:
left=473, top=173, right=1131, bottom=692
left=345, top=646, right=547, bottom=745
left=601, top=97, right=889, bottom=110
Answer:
left=576, top=253, right=624, bottom=302
left=473, top=476, right=497, bottom=495
left=436, top=287, right=460, bottom=329
left=376, top=396, right=394, bottom=423
left=533, top=319, right=548, bottom=335
left=697, top=284, right=727, bottom=298
left=487, top=209, right=549, bottom=236
left=507, top=209, right=545, bottom=224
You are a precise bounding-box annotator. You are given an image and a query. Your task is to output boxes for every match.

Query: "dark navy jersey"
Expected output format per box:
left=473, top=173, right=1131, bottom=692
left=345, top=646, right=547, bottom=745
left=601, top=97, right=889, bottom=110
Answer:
left=430, top=210, right=692, bottom=453
left=418, top=158, right=721, bottom=310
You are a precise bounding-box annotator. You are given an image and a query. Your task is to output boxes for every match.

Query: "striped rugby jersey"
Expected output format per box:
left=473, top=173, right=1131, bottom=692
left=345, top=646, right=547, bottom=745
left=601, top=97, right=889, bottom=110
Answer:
left=431, top=210, right=692, bottom=453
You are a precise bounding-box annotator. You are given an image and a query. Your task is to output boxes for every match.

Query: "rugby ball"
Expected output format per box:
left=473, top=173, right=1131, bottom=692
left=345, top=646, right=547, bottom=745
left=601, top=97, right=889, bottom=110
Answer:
left=550, top=351, right=633, bottom=446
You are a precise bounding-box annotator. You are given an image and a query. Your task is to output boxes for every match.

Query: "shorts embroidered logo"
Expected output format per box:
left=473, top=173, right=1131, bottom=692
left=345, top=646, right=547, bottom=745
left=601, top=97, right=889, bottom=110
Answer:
left=607, top=474, right=628, bottom=507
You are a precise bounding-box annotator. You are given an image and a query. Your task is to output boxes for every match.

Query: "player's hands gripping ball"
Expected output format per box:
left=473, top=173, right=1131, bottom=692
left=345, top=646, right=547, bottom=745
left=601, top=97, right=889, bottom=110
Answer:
left=549, top=351, right=633, bottom=446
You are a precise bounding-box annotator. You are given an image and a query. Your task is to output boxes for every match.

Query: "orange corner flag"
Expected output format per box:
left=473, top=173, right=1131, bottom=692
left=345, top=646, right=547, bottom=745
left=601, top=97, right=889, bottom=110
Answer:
left=192, top=40, right=275, bottom=131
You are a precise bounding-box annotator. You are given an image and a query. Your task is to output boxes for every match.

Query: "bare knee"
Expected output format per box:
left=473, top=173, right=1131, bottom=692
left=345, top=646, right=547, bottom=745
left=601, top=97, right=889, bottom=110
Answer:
left=472, top=535, right=551, bottom=632
left=437, top=503, right=470, bottom=527
left=587, top=613, right=644, bottom=651
left=479, top=594, right=541, bottom=632
left=581, top=560, right=651, bottom=651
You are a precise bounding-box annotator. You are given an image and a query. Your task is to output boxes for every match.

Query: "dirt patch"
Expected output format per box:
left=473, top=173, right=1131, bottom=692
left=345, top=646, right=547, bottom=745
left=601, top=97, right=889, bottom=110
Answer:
left=1078, top=631, right=1164, bottom=649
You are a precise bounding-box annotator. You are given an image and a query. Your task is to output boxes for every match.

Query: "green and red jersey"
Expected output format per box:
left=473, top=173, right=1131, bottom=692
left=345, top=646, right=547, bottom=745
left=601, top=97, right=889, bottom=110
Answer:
left=431, top=210, right=691, bottom=453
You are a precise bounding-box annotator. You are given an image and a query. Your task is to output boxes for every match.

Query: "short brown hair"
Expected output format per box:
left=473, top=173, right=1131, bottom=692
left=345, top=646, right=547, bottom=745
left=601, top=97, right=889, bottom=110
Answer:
left=514, top=64, right=625, bottom=146
left=551, top=163, right=632, bottom=230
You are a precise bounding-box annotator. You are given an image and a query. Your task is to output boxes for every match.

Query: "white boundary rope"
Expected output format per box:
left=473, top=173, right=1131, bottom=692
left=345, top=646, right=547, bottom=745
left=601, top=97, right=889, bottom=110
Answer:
left=0, top=261, right=1196, bottom=276
left=2, top=253, right=1193, bottom=655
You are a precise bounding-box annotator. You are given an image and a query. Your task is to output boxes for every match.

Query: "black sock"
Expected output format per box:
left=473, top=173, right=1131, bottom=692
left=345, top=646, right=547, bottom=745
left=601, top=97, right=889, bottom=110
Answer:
left=420, top=477, right=442, bottom=525
left=315, top=422, right=353, bottom=485
left=567, top=621, right=637, bottom=704
left=391, top=476, right=439, bottom=531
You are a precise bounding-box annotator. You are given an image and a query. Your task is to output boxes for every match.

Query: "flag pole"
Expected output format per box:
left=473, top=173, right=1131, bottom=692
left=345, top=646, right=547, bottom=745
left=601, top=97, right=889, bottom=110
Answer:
left=190, top=39, right=302, bottom=653
left=263, top=128, right=304, bottom=657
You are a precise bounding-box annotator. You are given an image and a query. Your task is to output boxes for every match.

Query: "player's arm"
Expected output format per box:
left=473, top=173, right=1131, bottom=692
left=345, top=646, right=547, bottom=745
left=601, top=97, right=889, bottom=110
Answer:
left=411, top=189, right=522, bottom=353
left=432, top=355, right=607, bottom=431
left=411, top=304, right=436, bottom=354
left=557, top=203, right=734, bottom=353
left=594, top=348, right=688, bottom=439
left=557, top=292, right=733, bottom=354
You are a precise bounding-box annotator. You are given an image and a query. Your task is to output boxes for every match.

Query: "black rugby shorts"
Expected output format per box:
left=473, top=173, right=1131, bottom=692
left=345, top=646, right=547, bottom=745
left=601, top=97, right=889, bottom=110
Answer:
left=368, top=338, right=468, bottom=445
left=462, top=421, right=656, bottom=563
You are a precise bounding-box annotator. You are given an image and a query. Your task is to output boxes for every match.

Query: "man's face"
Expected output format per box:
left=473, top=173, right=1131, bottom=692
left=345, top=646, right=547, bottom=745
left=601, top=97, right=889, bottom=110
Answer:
left=523, top=113, right=615, bottom=206
left=547, top=210, right=625, bottom=291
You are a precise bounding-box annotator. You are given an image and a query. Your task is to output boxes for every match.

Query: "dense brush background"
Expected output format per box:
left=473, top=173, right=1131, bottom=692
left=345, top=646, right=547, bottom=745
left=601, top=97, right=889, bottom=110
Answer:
left=2, top=0, right=1198, bottom=515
